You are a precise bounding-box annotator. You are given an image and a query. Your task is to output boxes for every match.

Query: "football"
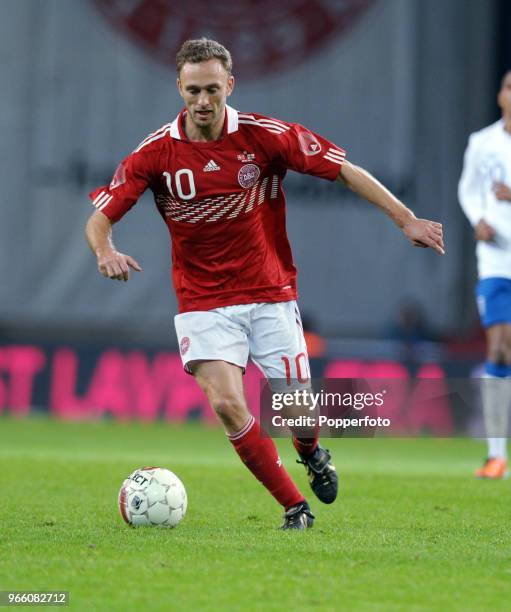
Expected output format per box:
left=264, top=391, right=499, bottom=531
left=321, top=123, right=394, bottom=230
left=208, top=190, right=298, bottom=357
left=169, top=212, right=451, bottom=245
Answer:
left=118, top=466, right=187, bottom=527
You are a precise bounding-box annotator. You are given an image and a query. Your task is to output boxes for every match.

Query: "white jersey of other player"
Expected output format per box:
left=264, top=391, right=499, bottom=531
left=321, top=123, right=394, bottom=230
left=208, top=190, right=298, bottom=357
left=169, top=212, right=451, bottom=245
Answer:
left=458, top=119, right=511, bottom=279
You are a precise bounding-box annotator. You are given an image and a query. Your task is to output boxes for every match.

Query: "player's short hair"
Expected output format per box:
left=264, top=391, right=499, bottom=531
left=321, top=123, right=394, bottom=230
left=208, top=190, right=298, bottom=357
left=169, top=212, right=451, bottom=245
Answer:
left=501, top=70, right=511, bottom=87
left=176, top=38, right=233, bottom=75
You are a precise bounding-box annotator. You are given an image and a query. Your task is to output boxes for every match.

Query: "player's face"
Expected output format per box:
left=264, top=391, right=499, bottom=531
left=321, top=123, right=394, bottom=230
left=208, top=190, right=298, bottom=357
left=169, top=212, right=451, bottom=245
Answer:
left=177, top=60, right=234, bottom=129
left=498, top=72, right=511, bottom=115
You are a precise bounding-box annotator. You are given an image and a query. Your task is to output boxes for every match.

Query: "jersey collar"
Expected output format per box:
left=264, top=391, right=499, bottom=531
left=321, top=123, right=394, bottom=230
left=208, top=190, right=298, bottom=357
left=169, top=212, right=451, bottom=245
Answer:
left=169, top=104, right=239, bottom=141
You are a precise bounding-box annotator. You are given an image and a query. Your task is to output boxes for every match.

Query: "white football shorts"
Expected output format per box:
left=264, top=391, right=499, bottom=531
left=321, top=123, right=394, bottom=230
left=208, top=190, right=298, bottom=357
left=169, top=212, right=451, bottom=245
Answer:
left=174, top=300, right=310, bottom=389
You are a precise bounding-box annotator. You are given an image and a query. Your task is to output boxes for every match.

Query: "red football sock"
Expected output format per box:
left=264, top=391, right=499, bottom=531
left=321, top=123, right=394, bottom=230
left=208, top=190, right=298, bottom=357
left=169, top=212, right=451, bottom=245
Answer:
left=228, top=416, right=305, bottom=510
left=292, top=435, right=319, bottom=458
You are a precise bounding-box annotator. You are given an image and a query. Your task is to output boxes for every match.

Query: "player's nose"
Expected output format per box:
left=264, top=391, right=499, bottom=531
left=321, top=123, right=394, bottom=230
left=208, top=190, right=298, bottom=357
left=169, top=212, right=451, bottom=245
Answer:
left=197, top=92, right=210, bottom=107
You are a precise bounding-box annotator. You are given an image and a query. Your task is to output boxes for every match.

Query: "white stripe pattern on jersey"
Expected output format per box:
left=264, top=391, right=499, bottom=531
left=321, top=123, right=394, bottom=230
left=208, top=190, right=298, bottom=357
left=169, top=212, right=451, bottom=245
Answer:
left=155, top=178, right=272, bottom=224
left=238, top=120, right=287, bottom=134
left=324, top=152, right=345, bottom=161
left=244, top=185, right=258, bottom=213
left=207, top=193, right=246, bottom=222
left=93, top=191, right=107, bottom=205
left=238, top=113, right=290, bottom=135
left=227, top=195, right=251, bottom=220
left=156, top=194, right=239, bottom=224
left=92, top=191, right=113, bottom=211
left=323, top=147, right=346, bottom=165
left=134, top=123, right=172, bottom=153
left=238, top=114, right=289, bottom=130
left=258, top=177, right=269, bottom=205
left=98, top=195, right=113, bottom=210
left=270, top=175, right=279, bottom=199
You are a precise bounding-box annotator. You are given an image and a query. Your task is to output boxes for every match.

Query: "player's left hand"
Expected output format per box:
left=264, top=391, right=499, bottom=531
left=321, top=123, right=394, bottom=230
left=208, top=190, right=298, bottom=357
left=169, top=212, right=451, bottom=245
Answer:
left=402, top=218, right=445, bottom=255
left=493, top=182, right=511, bottom=201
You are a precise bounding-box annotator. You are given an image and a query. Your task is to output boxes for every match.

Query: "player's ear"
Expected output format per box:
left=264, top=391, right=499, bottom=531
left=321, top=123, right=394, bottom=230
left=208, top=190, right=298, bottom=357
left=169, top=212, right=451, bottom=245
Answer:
left=177, top=77, right=184, bottom=98
left=497, top=83, right=507, bottom=109
left=226, top=75, right=235, bottom=97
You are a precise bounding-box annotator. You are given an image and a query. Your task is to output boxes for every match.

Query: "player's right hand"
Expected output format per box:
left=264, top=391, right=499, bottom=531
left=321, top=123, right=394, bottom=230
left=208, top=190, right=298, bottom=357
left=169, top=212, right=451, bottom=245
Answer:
left=474, top=219, right=496, bottom=242
left=97, top=250, right=143, bottom=282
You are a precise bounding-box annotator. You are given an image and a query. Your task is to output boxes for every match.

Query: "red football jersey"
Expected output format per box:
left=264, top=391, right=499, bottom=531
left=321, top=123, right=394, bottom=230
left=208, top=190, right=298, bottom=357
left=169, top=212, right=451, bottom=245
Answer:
left=89, top=105, right=346, bottom=313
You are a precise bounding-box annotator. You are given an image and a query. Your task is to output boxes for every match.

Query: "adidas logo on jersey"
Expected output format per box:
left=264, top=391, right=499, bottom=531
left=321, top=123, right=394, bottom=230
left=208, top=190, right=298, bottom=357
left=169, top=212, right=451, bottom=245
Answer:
left=203, top=159, right=220, bottom=172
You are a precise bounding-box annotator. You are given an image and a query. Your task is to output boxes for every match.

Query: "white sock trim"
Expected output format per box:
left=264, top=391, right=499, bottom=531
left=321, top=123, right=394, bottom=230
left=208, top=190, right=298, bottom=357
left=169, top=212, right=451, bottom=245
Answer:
left=227, top=416, right=255, bottom=441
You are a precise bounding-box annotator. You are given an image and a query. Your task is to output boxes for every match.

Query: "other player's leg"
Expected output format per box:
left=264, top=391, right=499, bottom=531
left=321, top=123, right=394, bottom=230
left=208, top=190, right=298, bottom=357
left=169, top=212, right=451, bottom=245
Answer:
left=475, top=279, right=511, bottom=479
left=475, top=323, right=511, bottom=479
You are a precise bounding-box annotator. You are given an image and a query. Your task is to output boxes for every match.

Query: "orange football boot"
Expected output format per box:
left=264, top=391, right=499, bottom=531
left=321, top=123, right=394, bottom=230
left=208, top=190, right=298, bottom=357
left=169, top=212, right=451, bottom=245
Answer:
left=474, top=458, right=509, bottom=479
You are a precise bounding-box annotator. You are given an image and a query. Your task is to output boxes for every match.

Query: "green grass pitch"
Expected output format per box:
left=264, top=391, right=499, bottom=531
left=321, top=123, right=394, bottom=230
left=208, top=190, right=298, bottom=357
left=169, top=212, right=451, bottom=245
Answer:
left=1, top=416, right=510, bottom=611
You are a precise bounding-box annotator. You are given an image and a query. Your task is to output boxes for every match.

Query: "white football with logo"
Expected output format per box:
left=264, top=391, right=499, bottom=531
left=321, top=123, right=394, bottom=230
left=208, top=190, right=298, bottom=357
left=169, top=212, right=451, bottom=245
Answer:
left=118, top=467, right=187, bottom=527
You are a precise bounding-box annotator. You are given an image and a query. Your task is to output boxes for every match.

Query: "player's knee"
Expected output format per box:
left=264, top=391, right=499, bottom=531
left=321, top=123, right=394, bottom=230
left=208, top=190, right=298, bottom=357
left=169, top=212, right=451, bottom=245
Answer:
left=210, top=394, right=245, bottom=421
left=503, top=348, right=511, bottom=365
left=487, top=340, right=511, bottom=365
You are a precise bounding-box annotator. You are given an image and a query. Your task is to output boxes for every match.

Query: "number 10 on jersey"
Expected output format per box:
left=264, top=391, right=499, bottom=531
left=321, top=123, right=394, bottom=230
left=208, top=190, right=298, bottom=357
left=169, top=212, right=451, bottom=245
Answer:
left=281, top=353, right=310, bottom=385
left=163, top=170, right=196, bottom=200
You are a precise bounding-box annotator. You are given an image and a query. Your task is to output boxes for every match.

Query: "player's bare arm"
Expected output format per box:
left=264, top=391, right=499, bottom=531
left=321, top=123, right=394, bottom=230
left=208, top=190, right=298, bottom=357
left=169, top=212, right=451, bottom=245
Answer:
left=85, top=210, right=142, bottom=282
left=337, top=159, right=445, bottom=255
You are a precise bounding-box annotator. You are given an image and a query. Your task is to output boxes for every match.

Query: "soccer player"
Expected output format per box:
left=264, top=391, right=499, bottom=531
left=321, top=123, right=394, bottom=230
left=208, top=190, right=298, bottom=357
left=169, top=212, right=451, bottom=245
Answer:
left=459, top=71, right=511, bottom=479
left=86, top=39, right=445, bottom=529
